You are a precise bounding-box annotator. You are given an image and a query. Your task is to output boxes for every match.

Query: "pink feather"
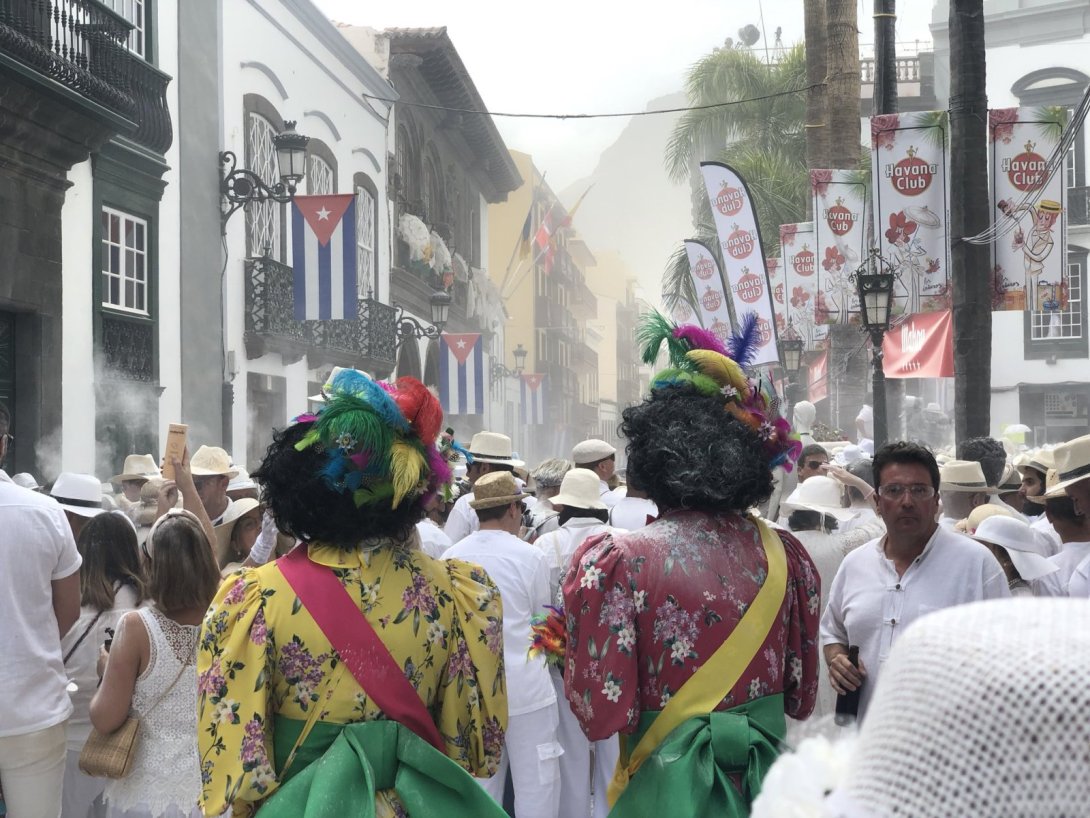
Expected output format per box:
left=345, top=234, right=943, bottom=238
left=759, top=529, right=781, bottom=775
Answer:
left=673, top=324, right=728, bottom=355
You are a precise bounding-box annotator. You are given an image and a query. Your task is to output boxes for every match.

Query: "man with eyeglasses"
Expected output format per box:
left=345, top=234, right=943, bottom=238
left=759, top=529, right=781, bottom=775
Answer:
left=819, top=441, right=1010, bottom=720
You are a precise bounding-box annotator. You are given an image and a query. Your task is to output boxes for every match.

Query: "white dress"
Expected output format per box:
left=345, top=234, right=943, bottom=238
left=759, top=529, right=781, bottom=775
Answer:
left=103, top=607, right=201, bottom=818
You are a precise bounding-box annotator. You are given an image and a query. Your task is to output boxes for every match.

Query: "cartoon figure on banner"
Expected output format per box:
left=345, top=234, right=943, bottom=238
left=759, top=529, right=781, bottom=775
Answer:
left=820, top=246, right=855, bottom=324
left=886, top=207, right=943, bottom=313
left=789, top=286, right=816, bottom=348
left=997, top=197, right=1064, bottom=311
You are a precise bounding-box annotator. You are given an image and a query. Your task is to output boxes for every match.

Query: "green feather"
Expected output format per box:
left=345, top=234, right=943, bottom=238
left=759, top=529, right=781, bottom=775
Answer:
left=353, top=482, right=395, bottom=508
left=313, top=394, right=393, bottom=470
left=637, top=310, right=695, bottom=370
left=293, top=428, right=321, bottom=452
left=650, top=368, right=721, bottom=397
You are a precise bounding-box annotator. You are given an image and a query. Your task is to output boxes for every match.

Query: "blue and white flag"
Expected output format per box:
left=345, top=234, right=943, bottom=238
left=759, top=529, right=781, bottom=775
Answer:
left=520, top=373, right=546, bottom=425
left=291, top=193, right=358, bottom=320
left=439, top=333, right=484, bottom=415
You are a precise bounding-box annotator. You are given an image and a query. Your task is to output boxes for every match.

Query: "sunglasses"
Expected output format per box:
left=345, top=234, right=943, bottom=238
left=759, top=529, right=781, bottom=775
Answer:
left=804, top=460, right=827, bottom=470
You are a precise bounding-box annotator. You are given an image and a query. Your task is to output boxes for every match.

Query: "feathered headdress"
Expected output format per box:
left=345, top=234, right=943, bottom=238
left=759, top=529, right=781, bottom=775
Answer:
left=293, top=370, right=449, bottom=509
left=639, top=310, right=802, bottom=471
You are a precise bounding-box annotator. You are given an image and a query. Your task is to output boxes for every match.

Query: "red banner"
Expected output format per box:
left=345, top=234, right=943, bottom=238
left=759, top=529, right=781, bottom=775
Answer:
left=808, top=349, right=829, bottom=402
left=882, top=310, right=954, bottom=378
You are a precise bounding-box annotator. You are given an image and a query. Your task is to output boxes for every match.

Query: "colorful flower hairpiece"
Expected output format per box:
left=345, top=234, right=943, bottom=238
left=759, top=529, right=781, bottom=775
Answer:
left=528, top=604, right=567, bottom=668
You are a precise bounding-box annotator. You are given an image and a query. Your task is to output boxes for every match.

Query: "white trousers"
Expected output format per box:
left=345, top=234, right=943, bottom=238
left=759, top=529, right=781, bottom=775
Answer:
left=62, top=748, right=106, bottom=818
left=478, top=705, right=562, bottom=818
left=0, top=722, right=67, bottom=818
left=552, top=671, right=619, bottom=818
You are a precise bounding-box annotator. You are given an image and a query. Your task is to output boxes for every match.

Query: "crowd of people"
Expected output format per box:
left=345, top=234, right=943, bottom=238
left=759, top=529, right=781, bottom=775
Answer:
left=2, top=312, right=1090, bottom=817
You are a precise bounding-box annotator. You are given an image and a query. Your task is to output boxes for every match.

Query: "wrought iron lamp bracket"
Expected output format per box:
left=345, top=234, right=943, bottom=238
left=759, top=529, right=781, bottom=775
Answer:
left=219, top=150, right=298, bottom=230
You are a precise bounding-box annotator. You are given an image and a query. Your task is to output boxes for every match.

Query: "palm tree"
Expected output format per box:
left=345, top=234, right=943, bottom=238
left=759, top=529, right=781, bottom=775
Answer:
left=662, top=43, right=809, bottom=309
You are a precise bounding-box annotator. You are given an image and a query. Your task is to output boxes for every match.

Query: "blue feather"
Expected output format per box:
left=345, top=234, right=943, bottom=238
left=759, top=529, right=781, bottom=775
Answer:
left=727, top=312, right=761, bottom=368
left=451, top=440, right=473, bottom=464
left=329, top=370, right=409, bottom=433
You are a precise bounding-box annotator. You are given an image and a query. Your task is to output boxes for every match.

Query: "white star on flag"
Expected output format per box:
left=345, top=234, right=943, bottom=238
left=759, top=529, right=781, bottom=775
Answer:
left=456, top=339, right=466, bottom=349
left=317, top=207, right=331, bottom=221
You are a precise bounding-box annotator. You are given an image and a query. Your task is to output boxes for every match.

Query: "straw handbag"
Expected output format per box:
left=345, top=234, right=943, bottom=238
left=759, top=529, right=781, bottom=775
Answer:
left=79, top=659, right=188, bottom=779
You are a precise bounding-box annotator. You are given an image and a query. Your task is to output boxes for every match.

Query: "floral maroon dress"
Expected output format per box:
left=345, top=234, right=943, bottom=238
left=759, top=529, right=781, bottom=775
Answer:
left=562, top=510, right=820, bottom=741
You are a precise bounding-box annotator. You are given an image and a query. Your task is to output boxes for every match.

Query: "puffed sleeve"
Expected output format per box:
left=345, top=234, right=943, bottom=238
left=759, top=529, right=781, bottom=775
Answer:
left=562, top=532, right=639, bottom=741
left=777, top=530, right=821, bottom=720
left=437, top=558, right=508, bottom=777
left=197, top=569, right=277, bottom=818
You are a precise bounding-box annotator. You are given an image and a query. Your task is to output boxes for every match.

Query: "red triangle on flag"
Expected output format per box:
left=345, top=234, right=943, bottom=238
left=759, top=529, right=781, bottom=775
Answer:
left=294, top=194, right=355, bottom=246
left=521, top=373, right=543, bottom=391
left=442, top=333, right=480, bottom=365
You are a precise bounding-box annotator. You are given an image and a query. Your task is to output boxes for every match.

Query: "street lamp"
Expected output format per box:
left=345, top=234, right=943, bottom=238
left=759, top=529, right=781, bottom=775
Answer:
left=394, top=290, right=452, bottom=349
left=855, top=251, right=896, bottom=448
left=491, top=343, right=528, bottom=383
left=782, top=337, right=804, bottom=376
left=219, top=120, right=310, bottom=230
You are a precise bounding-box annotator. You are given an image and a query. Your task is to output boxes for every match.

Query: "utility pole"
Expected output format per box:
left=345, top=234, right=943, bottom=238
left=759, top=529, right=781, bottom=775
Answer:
left=804, top=0, right=829, bottom=177
left=949, top=0, right=991, bottom=442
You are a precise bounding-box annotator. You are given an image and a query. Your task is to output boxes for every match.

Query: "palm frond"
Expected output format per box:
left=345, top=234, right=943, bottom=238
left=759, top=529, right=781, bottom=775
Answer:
left=1034, top=106, right=1068, bottom=142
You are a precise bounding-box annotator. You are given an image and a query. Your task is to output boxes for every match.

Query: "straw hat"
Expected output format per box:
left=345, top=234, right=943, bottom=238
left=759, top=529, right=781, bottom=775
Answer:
left=213, top=497, right=261, bottom=561
left=971, top=516, right=1057, bottom=582
left=550, top=468, right=607, bottom=511
left=781, top=475, right=855, bottom=522
left=50, top=473, right=105, bottom=517
left=954, top=503, right=1013, bottom=534
left=469, top=471, right=529, bottom=510
left=111, top=453, right=161, bottom=484
left=1016, top=449, right=1055, bottom=478
left=572, top=439, right=616, bottom=465
left=1043, top=434, right=1090, bottom=498
left=939, top=460, right=997, bottom=493
left=189, top=445, right=239, bottom=478
left=997, top=464, right=1022, bottom=493
left=466, top=431, right=524, bottom=468
left=308, top=366, right=373, bottom=403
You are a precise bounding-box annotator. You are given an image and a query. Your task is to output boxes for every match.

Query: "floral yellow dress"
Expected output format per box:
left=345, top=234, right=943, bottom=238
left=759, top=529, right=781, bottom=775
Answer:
left=196, top=541, right=507, bottom=818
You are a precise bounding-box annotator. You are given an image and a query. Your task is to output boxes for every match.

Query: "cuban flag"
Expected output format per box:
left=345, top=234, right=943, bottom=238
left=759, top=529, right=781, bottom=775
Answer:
left=291, top=194, right=358, bottom=320
left=439, top=333, right=484, bottom=415
left=520, top=373, right=546, bottom=425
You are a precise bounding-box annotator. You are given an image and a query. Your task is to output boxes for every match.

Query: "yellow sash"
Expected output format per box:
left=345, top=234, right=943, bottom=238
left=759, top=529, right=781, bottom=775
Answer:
left=607, top=517, right=787, bottom=806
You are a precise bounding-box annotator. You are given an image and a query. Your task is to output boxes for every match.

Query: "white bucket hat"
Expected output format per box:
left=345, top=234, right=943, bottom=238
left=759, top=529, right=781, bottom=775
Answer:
left=111, top=453, right=162, bottom=484
left=466, top=431, right=524, bottom=468
left=50, top=472, right=105, bottom=517
left=939, top=460, right=997, bottom=494
left=1043, top=434, right=1090, bottom=498
left=781, top=475, right=855, bottom=522
left=308, top=366, right=373, bottom=403
left=189, top=445, right=239, bottom=478
left=550, top=468, right=607, bottom=511
left=971, top=516, right=1058, bottom=582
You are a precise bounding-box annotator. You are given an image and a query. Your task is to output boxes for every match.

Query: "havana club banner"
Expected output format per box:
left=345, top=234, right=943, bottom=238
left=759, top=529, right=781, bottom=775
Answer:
left=811, top=170, right=868, bottom=323
left=881, top=310, right=954, bottom=378
left=779, top=222, right=821, bottom=349
left=683, top=239, right=734, bottom=342
left=699, top=162, right=781, bottom=367
left=989, top=107, right=1068, bottom=312
left=871, top=111, right=951, bottom=316
left=766, top=256, right=789, bottom=338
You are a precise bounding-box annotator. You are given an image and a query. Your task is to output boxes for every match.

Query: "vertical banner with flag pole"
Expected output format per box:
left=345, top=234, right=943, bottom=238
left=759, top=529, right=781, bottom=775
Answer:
left=780, top=222, right=822, bottom=349
left=520, top=373, right=546, bottom=425
left=291, top=194, right=358, bottom=320
left=811, top=170, right=869, bottom=323
left=699, top=162, right=781, bottom=366
left=438, top=333, right=484, bottom=415
left=683, top=239, right=734, bottom=342
left=766, top=256, right=789, bottom=338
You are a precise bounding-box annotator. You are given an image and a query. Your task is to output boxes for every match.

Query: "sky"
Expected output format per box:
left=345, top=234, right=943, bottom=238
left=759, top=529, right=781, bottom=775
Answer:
left=316, top=0, right=934, bottom=191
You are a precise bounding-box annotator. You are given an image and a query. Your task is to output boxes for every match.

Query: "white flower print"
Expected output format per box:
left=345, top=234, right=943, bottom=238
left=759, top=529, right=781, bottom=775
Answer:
left=670, top=637, right=693, bottom=665
left=581, top=565, right=604, bottom=590
left=703, top=590, right=716, bottom=602
left=602, top=678, right=622, bottom=703
left=789, top=655, right=803, bottom=686
left=659, top=690, right=672, bottom=708
left=212, top=699, right=238, bottom=725
left=617, top=627, right=636, bottom=652
left=426, top=621, right=448, bottom=646
left=250, top=762, right=277, bottom=791
left=633, top=589, right=647, bottom=613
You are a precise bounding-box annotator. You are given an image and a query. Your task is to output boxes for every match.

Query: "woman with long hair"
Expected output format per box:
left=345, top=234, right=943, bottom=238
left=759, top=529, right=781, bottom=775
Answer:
left=562, top=316, right=822, bottom=818
left=61, top=512, right=145, bottom=818
left=196, top=372, right=508, bottom=818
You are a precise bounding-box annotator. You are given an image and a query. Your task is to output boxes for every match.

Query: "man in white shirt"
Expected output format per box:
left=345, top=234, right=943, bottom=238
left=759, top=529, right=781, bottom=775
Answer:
left=0, top=404, right=83, bottom=818
left=572, top=439, right=622, bottom=508
left=936, top=460, right=994, bottom=530
left=821, top=441, right=1010, bottom=720
left=444, top=472, right=560, bottom=818
left=1035, top=471, right=1090, bottom=597
left=443, top=431, right=523, bottom=545
left=607, top=471, right=657, bottom=532
left=189, top=445, right=237, bottom=525
left=1047, top=433, right=1090, bottom=518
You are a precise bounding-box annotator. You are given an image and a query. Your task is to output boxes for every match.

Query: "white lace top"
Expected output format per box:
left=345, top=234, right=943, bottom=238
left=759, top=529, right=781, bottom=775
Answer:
left=103, top=606, right=201, bottom=817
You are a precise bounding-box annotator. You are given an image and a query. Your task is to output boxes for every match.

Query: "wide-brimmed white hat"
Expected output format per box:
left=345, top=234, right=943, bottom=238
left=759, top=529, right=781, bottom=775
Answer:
left=213, top=497, right=261, bottom=561
left=1043, top=434, right=1090, bottom=498
left=782, top=475, right=855, bottom=522
left=971, top=516, right=1058, bottom=581
left=111, top=453, right=162, bottom=484
left=190, top=445, right=239, bottom=478
left=939, top=460, right=997, bottom=494
left=50, top=472, right=105, bottom=517
left=308, top=366, right=373, bottom=403
left=572, top=438, right=616, bottom=465
left=466, top=431, right=524, bottom=468
left=551, top=468, right=607, bottom=511
left=11, top=472, right=40, bottom=490
left=835, top=444, right=864, bottom=467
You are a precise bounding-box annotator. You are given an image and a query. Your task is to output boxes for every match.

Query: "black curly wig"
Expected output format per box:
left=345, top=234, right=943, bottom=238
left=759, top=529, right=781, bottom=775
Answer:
left=621, top=383, right=774, bottom=513
left=252, top=421, right=424, bottom=549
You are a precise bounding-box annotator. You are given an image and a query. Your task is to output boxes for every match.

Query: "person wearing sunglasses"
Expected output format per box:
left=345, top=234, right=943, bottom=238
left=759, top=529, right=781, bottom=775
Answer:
left=820, top=441, right=1010, bottom=722
left=796, top=444, right=830, bottom=484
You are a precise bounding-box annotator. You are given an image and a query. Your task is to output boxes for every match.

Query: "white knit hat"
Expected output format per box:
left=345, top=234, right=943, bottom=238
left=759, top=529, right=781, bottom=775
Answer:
left=753, top=599, right=1090, bottom=818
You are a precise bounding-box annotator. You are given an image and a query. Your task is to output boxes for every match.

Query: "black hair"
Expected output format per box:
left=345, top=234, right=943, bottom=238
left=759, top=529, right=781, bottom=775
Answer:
left=621, top=383, right=773, bottom=514
left=253, top=421, right=424, bottom=549
left=787, top=509, right=838, bottom=533
left=78, top=512, right=145, bottom=612
left=558, top=507, right=609, bottom=526
left=800, top=444, right=829, bottom=463
left=956, top=437, right=1007, bottom=488
left=873, top=441, right=941, bottom=491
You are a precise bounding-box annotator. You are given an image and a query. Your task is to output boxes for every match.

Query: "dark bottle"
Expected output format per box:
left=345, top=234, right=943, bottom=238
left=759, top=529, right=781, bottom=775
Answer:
left=834, top=646, right=862, bottom=726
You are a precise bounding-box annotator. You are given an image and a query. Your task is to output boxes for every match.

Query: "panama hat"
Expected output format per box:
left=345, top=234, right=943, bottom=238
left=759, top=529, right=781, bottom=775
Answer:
left=551, top=468, right=607, bottom=511
left=1043, top=434, right=1090, bottom=498
left=572, top=439, right=616, bottom=465
left=939, top=460, right=998, bottom=494
left=782, top=475, right=855, bottom=522
left=466, top=431, right=524, bottom=468
left=50, top=472, right=105, bottom=517
left=189, top=445, right=239, bottom=478
left=955, top=503, right=1014, bottom=535
left=11, top=472, right=40, bottom=490
left=997, top=464, right=1023, bottom=493
left=227, top=465, right=257, bottom=493
left=971, top=516, right=1057, bottom=582
left=111, top=453, right=162, bottom=484
left=1016, top=449, right=1055, bottom=478
left=469, top=471, right=529, bottom=510
left=308, top=366, right=373, bottom=403
left=213, top=497, right=261, bottom=562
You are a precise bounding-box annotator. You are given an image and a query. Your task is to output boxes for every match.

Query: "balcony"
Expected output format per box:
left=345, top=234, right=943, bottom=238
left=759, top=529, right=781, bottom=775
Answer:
left=245, top=256, right=398, bottom=376
left=1070, top=186, right=1090, bottom=227
left=573, top=340, right=598, bottom=374
left=570, top=278, right=597, bottom=319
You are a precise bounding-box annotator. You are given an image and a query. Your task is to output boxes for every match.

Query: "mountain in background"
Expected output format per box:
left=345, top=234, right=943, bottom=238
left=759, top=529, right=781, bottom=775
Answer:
left=560, top=92, right=693, bottom=303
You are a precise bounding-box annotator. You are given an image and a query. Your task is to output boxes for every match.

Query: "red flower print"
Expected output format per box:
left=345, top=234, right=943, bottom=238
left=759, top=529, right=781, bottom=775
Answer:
left=821, top=246, right=846, bottom=273
left=871, top=114, right=900, bottom=150
left=885, top=211, right=918, bottom=246
left=791, top=286, right=811, bottom=308
left=809, top=169, right=833, bottom=197
left=780, top=224, right=798, bottom=247
left=814, top=291, right=831, bottom=324
left=926, top=258, right=940, bottom=274
left=989, top=108, right=1018, bottom=144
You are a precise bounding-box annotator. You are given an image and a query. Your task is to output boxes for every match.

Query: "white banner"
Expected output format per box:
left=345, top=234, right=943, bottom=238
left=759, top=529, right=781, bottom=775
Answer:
left=699, top=162, right=781, bottom=367
left=811, top=170, right=869, bottom=323
left=767, top=256, right=789, bottom=338
left=871, top=111, right=951, bottom=316
left=989, top=106, right=1068, bottom=312
left=683, top=239, right=734, bottom=342
left=779, top=222, right=822, bottom=349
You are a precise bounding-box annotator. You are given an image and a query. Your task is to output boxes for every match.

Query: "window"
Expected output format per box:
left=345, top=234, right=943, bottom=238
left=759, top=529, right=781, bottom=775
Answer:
left=102, top=0, right=145, bottom=58
left=101, top=207, right=148, bottom=314
left=356, top=183, right=376, bottom=298
left=246, top=113, right=280, bottom=258
left=1031, top=261, right=1083, bottom=340
left=308, top=155, right=334, bottom=196
left=395, top=125, right=416, bottom=203
left=423, top=155, right=442, bottom=224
